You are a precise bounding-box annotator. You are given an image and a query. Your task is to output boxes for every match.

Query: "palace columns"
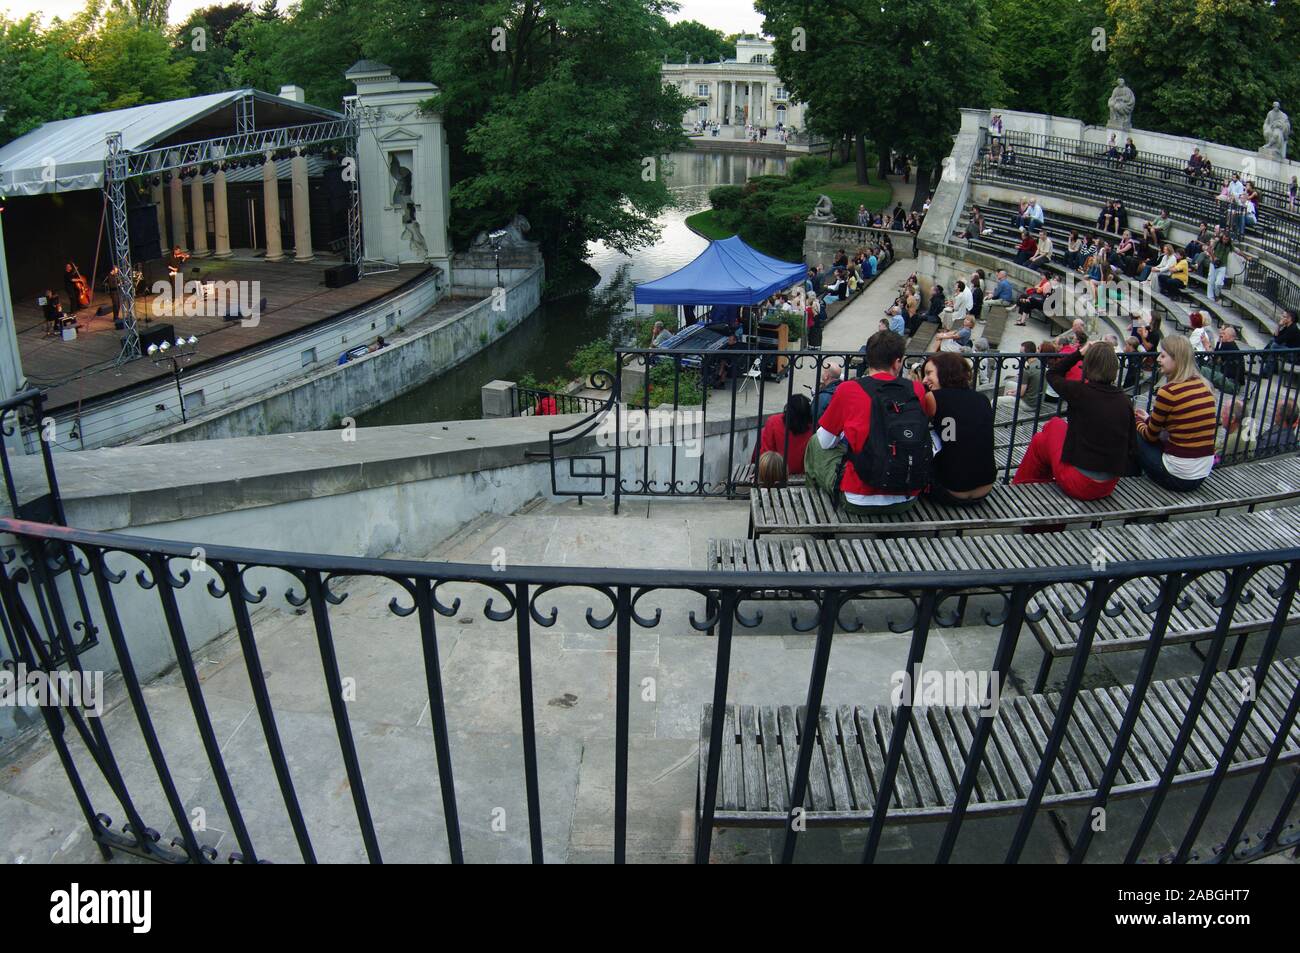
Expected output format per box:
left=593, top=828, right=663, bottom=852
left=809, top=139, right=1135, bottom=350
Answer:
left=262, top=150, right=284, bottom=262
left=212, top=162, right=232, bottom=258
left=168, top=163, right=187, bottom=252
left=150, top=174, right=167, bottom=251
left=290, top=147, right=314, bottom=262
left=189, top=174, right=209, bottom=257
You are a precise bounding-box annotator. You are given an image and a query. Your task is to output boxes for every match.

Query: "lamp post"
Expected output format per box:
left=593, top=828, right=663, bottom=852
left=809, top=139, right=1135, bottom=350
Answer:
left=148, top=335, right=199, bottom=422
left=489, top=229, right=507, bottom=290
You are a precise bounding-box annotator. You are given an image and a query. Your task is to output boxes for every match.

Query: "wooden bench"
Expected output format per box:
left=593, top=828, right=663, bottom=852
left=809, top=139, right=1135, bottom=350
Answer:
left=728, top=462, right=806, bottom=496
left=710, top=508, right=1300, bottom=656
left=749, top=454, right=1300, bottom=538
left=697, top=658, right=1300, bottom=836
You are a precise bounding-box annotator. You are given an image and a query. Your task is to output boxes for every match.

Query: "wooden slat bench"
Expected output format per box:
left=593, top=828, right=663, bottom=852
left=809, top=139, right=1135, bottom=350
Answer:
left=709, top=509, right=1300, bottom=654
left=697, top=658, right=1300, bottom=834
left=729, top=462, right=806, bottom=496
left=749, top=454, right=1300, bottom=538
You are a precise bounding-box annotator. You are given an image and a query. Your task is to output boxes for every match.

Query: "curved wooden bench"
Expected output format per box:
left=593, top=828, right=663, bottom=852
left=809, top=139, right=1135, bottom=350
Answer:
left=698, top=659, right=1300, bottom=833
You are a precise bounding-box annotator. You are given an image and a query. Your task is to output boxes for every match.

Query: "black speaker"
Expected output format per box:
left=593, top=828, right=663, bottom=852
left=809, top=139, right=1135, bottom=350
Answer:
left=139, top=323, right=175, bottom=350
left=324, top=263, right=359, bottom=288
left=128, top=205, right=163, bottom=262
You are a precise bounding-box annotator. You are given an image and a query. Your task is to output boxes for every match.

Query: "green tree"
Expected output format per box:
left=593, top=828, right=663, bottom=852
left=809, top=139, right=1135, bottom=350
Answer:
left=227, top=0, right=365, bottom=107
left=1104, top=0, right=1300, bottom=152
left=758, top=0, right=1004, bottom=189
left=425, top=1, right=689, bottom=288
left=60, top=5, right=194, bottom=110
left=172, top=3, right=252, bottom=95
left=988, top=0, right=1107, bottom=118
left=657, top=19, right=735, bottom=64
left=0, top=16, right=103, bottom=143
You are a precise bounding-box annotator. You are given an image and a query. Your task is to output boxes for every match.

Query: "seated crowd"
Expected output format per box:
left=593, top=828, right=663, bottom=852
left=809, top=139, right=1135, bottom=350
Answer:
left=752, top=325, right=1299, bottom=509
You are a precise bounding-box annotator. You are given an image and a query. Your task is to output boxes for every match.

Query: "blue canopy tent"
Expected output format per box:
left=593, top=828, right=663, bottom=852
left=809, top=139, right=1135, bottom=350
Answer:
left=632, top=235, right=806, bottom=307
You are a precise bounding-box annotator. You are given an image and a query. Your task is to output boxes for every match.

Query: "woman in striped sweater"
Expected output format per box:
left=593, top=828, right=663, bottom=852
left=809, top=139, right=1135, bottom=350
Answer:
left=1133, top=335, right=1218, bottom=490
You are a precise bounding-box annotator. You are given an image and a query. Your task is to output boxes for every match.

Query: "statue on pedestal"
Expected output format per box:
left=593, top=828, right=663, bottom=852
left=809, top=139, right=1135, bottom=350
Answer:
left=1107, top=78, right=1135, bottom=130
left=470, top=214, right=538, bottom=251
left=810, top=195, right=836, bottom=223
left=1261, top=102, right=1291, bottom=160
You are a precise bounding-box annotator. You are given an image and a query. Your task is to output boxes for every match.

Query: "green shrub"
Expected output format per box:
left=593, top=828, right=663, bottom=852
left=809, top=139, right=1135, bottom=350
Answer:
left=630, top=359, right=704, bottom=408
left=708, top=185, right=744, bottom=211
left=568, top=338, right=617, bottom=380
left=788, top=155, right=829, bottom=182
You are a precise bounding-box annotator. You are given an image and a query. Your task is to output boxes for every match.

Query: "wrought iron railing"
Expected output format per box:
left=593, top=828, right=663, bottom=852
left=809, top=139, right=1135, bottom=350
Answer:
left=545, top=345, right=1300, bottom=509
left=511, top=384, right=609, bottom=417
left=0, top=516, right=1297, bottom=863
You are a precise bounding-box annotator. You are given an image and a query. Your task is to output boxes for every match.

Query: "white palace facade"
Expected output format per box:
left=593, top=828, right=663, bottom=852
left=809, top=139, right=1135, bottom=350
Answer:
left=662, top=37, right=808, bottom=132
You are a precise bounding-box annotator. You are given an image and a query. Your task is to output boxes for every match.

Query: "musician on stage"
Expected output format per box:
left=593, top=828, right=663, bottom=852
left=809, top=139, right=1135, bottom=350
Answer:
left=107, top=265, right=122, bottom=321
left=42, top=290, right=64, bottom=337
left=63, top=263, right=82, bottom=314
left=167, top=245, right=190, bottom=276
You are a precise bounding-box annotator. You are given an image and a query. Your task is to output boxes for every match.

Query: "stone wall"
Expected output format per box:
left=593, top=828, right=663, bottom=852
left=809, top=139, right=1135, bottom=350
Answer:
left=144, top=263, right=544, bottom=443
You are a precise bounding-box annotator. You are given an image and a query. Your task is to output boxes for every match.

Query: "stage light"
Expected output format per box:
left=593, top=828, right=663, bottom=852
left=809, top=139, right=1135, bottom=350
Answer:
left=175, top=338, right=185, bottom=348
left=147, top=343, right=158, bottom=355
left=160, top=341, right=170, bottom=351
left=187, top=335, right=198, bottom=345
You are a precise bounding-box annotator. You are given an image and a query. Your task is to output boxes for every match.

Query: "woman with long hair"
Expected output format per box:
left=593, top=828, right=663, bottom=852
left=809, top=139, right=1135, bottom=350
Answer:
left=1134, top=335, right=1218, bottom=491
left=921, top=352, right=995, bottom=504
left=754, top=393, right=815, bottom=475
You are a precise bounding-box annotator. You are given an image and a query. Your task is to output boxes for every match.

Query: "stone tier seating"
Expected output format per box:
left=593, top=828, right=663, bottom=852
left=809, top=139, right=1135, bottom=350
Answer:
left=974, top=136, right=1300, bottom=273
left=697, top=658, right=1300, bottom=837
left=962, top=201, right=1274, bottom=348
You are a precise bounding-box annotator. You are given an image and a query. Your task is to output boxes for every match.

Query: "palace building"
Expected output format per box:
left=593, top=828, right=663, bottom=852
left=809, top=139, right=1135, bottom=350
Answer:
left=662, top=36, right=808, bottom=132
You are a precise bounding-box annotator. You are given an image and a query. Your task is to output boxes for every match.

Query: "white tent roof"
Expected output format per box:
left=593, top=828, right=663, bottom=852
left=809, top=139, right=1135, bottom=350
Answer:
left=0, top=89, right=341, bottom=197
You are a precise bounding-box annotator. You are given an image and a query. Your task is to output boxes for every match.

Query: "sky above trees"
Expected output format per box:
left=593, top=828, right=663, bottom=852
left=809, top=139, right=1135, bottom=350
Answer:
left=0, top=0, right=767, bottom=30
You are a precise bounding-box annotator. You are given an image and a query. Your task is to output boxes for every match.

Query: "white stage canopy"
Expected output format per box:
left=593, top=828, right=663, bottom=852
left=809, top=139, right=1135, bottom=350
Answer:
left=0, top=89, right=341, bottom=197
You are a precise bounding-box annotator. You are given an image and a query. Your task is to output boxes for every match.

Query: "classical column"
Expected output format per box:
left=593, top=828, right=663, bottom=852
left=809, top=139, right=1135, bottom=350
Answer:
left=190, top=174, right=209, bottom=257
left=150, top=175, right=167, bottom=252
left=168, top=167, right=187, bottom=253
left=262, top=150, right=284, bottom=262
left=290, top=146, right=314, bottom=262
left=213, top=161, right=232, bottom=258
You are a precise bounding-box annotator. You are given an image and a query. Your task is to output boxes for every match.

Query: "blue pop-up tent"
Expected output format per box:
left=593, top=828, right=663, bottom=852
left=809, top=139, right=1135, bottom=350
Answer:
left=632, top=235, right=806, bottom=306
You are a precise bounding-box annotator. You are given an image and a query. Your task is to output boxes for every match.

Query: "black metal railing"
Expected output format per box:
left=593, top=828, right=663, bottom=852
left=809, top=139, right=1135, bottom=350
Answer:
left=975, top=130, right=1300, bottom=295
left=0, top=516, right=1297, bottom=863
left=511, top=384, right=609, bottom=417
left=546, top=344, right=1300, bottom=508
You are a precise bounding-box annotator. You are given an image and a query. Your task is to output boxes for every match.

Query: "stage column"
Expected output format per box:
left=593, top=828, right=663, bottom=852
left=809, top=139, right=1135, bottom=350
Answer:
left=168, top=163, right=187, bottom=253
left=290, top=146, right=314, bottom=262
left=262, top=150, right=284, bottom=262
left=213, top=161, right=232, bottom=258
left=190, top=174, right=209, bottom=257
left=151, top=171, right=167, bottom=253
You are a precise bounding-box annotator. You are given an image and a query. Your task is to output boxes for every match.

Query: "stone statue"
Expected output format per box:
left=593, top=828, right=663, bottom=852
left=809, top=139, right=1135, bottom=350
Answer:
left=470, top=214, right=537, bottom=250
left=810, top=195, right=836, bottom=223
left=1107, top=78, right=1136, bottom=130
left=1261, top=101, right=1291, bottom=159
left=388, top=152, right=428, bottom=259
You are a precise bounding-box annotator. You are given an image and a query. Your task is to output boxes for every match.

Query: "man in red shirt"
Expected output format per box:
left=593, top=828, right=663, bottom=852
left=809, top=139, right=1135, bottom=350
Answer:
left=804, top=331, right=937, bottom=513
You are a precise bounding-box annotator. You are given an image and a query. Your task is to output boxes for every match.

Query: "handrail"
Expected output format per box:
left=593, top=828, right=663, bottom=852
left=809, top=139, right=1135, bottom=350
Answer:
left=4, top=515, right=1299, bottom=594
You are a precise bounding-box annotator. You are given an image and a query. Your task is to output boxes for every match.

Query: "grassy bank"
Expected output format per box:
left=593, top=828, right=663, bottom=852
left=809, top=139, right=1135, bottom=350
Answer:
left=689, top=157, right=893, bottom=257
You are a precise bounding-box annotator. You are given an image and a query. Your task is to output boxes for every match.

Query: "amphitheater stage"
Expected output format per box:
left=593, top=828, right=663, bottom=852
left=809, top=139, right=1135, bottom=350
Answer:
left=12, top=256, right=431, bottom=414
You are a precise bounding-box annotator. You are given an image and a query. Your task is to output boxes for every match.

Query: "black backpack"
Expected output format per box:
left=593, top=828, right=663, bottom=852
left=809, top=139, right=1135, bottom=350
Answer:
left=843, top=377, right=932, bottom=493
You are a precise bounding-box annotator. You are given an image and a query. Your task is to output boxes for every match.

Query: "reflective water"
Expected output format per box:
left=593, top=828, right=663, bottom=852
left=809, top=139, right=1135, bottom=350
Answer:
left=358, top=150, right=788, bottom=425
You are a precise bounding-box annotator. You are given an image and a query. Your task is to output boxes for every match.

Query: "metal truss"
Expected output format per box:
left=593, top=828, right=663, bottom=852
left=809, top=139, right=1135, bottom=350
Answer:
left=123, top=118, right=355, bottom=178
left=105, top=134, right=141, bottom=362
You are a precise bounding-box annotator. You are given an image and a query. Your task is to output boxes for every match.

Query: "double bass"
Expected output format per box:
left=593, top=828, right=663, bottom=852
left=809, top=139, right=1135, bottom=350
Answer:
left=68, top=263, right=91, bottom=308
